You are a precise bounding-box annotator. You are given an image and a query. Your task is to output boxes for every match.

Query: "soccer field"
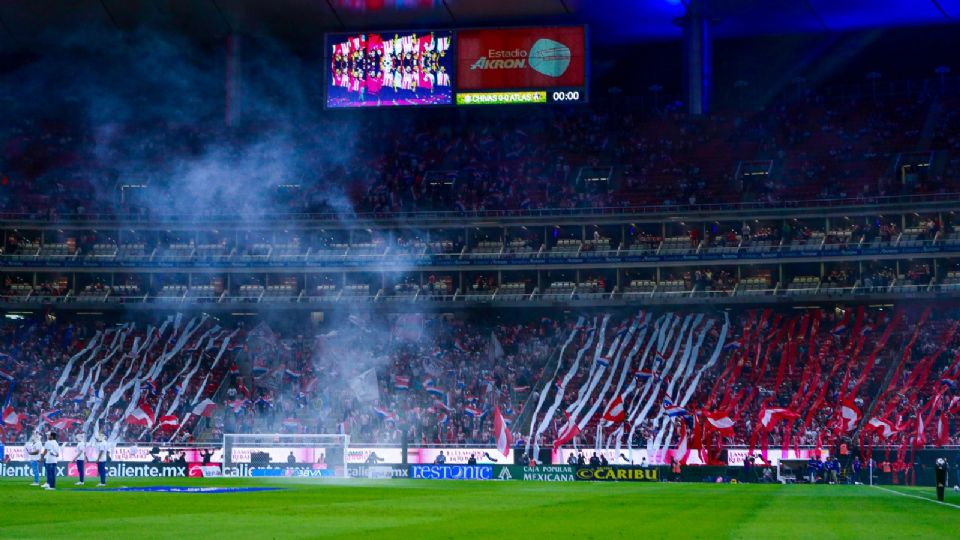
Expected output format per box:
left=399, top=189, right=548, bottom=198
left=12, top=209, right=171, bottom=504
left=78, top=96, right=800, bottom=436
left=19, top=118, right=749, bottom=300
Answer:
left=0, top=478, right=956, bottom=539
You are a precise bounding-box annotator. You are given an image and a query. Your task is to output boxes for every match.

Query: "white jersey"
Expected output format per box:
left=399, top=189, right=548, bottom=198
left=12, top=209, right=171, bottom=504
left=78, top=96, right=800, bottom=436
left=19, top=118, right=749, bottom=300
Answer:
left=25, top=441, right=41, bottom=462
left=43, top=440, right=61, bottom=464
left=76, top=441, right=88, bottom=461
left=96, top=441, right=111, bottom=463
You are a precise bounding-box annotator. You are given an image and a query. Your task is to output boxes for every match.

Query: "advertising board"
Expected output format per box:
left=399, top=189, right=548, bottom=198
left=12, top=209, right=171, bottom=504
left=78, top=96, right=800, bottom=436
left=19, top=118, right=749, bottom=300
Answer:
left=250, top=467, right=338, bottom=478
left=0, top=461, right=217, bottom=479
left=413, top=447, right=508, bottom=465
left=347, top=464, right=410, bottom=479
left=457, top=27, right=586, bottom=92
left=409, top=465, right=494, bottom=480
left=727, top=448, right=829, bottom=467
left=1, top=445, right=222, bottom=463
left=494, top=465, right=576, bottom=482
left=575, top=466, right=660, bottom=482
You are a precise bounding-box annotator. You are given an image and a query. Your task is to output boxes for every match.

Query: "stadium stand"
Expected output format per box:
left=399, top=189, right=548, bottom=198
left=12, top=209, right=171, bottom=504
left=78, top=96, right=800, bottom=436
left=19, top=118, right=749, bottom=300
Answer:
left=4, top=92, right=960, bottom=219
left=2, top=307, right=957, bottom=457
left=0, top=19, right=958, bottom=484
left=0, top=315, right=239, bottom=444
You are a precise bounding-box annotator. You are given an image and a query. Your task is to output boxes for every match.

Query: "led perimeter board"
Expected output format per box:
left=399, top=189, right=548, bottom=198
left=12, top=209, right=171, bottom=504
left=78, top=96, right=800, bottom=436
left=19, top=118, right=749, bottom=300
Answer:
left=325, top=26, right=587, bottom=108
left=325, top=30, right=455, bottom=108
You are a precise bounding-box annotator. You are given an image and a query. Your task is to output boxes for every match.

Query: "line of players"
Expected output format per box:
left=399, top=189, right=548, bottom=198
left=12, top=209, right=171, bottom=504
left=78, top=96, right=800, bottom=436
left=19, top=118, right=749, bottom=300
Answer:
left=24, top=431, right=111, bottom=491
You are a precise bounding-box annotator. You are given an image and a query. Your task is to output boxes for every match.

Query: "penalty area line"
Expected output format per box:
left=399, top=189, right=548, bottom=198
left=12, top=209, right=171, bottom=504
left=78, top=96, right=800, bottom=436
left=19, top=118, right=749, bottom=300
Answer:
left=871, top=485, right=960, bottom=510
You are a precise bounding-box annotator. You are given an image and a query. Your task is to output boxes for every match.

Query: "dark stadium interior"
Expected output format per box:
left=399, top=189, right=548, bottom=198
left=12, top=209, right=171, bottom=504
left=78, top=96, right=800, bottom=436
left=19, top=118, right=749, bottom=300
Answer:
left=1, top=1, right=959, bottom=511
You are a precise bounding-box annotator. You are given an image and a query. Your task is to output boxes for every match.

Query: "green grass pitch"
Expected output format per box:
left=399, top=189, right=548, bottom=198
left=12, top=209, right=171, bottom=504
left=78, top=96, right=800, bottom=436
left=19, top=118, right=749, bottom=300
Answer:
left=1, top=477, right=957, bottom=539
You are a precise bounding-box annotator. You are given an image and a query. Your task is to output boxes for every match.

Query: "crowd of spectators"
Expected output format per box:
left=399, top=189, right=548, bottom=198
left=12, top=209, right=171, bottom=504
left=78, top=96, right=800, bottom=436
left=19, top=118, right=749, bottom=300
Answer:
left=0, top=314, right=239, bottom=444
left=3, top=90, right=960, bottom=221
left=2, top=307, right=957, bottom=454
left=212, top=314, right=563, bottom=446
left=201, top=306, right=960, bottom=453
left=517, top=307, right=960, bottom=454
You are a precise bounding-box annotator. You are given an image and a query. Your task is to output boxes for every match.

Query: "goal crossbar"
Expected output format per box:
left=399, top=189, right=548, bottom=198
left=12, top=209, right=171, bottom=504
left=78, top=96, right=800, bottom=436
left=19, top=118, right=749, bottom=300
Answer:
left=222, top=433, right=350, bottom=477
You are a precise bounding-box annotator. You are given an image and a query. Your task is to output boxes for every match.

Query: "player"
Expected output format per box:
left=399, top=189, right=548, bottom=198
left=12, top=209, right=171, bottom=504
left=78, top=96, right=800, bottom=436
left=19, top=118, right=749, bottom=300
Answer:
left=935, top=458, right=948, bottom=502
left=41, top=432, right=61, bottom=490
left=75, top=434, right=88, bottom=486
left=95, top=432, right=109, bottom=487
left=25, top=432, right=42, bottom=486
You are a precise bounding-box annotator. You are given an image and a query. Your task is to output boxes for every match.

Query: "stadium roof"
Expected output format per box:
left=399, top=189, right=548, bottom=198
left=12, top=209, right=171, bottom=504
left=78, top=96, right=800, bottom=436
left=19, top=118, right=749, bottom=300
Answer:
left=0, top=0, right=957, bottom=51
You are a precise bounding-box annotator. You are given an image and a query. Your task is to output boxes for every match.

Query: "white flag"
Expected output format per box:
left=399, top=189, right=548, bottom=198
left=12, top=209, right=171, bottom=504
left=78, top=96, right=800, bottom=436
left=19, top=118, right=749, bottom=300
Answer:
left=349, top=369, right=381, bottom=403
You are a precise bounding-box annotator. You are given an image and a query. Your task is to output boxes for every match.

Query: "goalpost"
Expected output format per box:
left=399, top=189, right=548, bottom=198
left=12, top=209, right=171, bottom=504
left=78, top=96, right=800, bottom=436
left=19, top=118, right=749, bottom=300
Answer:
left=222, top=434, right=350, bottom=478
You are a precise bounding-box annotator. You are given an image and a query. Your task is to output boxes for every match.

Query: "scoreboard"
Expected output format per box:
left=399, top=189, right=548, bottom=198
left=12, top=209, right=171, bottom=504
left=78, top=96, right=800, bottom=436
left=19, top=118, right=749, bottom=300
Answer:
left=454, top=90, right=585, bottom=106
left=325, top=26, right=587, bottom=108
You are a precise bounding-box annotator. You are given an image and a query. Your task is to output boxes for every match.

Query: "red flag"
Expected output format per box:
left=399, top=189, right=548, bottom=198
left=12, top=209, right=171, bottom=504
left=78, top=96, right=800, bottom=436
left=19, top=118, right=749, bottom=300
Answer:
left=913, top=412, right=926, bottom=448
left=2, top=404, right=24, bottom=427
left=936, top=414, right=950, bottom=447
left=553, top=421, right=581, bottom=451
left=602, top=395, right=625, bottom=424
left=237, top=379, right=250, bottom=399
left=157, top=415, right=179, bottom=429
left=704, top=410, right=735, bottom=437
left=126, top=403, right=155, bottom=427
left=839, top=398, right=861, bottom=432
left=493, top=406, right=512, bottom=458
left=50, top=418, right=82, bottom=430
left=192, top=399, right=217, bottom=417
left=865, top=417, right=899, bottom=439
left=758, top=407, right=800, bottom=431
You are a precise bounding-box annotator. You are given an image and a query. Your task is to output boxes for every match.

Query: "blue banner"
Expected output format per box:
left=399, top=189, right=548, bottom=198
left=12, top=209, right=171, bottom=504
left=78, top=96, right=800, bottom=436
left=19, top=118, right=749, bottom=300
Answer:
left=409, top=465, right=494, bottom=480
left=250, top=467, right=337, bottom=478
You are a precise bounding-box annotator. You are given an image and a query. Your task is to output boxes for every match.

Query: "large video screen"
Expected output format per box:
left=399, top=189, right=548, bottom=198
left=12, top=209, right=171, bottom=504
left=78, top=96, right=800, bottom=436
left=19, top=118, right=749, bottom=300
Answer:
left=324, top=26, right=586, bottom=108
left=325, top=30, right=455, bottom=108
left=457, top=27, right=586, bottom=91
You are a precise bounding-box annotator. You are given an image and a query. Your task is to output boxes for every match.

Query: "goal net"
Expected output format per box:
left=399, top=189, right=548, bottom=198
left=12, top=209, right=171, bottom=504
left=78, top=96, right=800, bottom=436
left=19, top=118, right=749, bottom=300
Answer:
left=222, top=433, right=350, bottom=478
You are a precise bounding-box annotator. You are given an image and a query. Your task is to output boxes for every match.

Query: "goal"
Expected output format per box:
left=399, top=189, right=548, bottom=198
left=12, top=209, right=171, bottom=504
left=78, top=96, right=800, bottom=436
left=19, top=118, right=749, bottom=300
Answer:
left=222, top=433, right=350, bottom=478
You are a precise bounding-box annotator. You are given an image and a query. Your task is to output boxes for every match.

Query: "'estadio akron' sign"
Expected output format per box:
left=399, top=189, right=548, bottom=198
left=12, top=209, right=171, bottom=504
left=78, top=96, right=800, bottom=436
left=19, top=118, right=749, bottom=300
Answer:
left=457, top=27, right=586, bottom=91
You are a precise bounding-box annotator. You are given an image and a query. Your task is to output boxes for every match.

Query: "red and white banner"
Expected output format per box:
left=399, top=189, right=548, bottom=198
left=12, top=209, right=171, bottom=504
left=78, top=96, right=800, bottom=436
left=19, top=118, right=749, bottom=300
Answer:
left=3, top=405, right=24, bottom=427
left=704, top=411, right=736, bottom=437
left=865, top=417, right=899, bottom=439
left=457, top=27, right=586, bottom=90
left=839, top=399, right=861, bottom=432
left=157, top=415, right=180, bottom=429
left=192, top=399, right=217, bottom=417
left=601, top=395, right=626, bottom=425
left=126, top=404, right=155, bottom=427
left=758, top=408, right=800, bottom=431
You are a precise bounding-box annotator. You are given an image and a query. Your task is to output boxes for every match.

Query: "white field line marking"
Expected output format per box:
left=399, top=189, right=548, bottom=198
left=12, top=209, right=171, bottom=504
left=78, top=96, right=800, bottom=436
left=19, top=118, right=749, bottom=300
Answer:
left=872, top=484, right=960, bottom=510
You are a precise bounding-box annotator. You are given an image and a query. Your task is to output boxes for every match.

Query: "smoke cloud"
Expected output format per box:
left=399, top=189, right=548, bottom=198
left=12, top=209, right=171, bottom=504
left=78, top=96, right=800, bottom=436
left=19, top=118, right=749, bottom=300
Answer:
left=1, top=26, right=361, bottom=222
